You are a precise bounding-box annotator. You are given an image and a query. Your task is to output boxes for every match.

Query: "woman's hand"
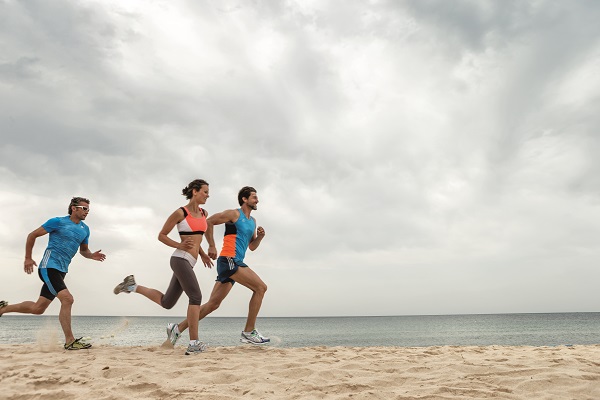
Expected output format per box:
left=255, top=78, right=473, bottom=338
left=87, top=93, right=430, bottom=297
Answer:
left=179, top=237, right=195, bottom=251
left=200, top=252, right=214, bottom=269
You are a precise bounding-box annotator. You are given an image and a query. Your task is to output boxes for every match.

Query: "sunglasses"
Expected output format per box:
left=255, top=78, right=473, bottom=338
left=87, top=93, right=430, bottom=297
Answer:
left=73, top=205, right=90, bottom=211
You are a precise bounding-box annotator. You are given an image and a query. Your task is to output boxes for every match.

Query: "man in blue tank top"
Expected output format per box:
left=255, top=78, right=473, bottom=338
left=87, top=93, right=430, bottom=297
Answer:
left=0, top=197, right=106, bottom=350
left=165, top=186, right=270, bottom=345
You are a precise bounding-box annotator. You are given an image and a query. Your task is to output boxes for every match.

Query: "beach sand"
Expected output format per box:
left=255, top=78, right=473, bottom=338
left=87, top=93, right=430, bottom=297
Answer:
left=0, top=344, right=599, bottom=399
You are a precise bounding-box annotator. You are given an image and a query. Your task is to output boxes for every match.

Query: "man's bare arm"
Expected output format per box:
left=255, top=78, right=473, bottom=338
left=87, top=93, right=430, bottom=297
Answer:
left=24, top=227, right=47, bottom=274
left=205, top=209, right=239, bottom=259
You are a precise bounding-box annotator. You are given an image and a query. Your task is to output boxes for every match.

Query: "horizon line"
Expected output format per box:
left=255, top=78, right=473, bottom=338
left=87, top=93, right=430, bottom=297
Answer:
left=3, top=311, right=599, bottom=318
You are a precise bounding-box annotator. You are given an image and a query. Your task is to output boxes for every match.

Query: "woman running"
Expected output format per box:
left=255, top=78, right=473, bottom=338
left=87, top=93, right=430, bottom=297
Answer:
left=113, top=179, right=213, bottom=355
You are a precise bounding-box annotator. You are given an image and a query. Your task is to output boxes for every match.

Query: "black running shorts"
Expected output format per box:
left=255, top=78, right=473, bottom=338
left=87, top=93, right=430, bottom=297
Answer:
left=38, top=268, right=68, bottom=300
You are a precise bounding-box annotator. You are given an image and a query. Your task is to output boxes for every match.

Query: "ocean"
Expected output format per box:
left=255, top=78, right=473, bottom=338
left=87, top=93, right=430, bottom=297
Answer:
left=1, top=313, right=599, bottom=348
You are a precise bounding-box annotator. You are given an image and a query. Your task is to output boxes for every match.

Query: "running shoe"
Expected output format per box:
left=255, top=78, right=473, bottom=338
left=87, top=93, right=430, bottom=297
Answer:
left=113, top=275, right=136, bottom=294
left=0, top=300, right=7, bottom=317
left=185, top=340, right=208, bottom=355
left=166, top=322, right=181, bottom=346
left=64, top=337, right=92, bottom=350
left=240, top=329, right=270, bottom=345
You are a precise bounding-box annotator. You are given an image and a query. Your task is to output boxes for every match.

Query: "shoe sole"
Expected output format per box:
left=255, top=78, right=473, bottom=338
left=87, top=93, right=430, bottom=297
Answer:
left=113, top=283, right=133, bottom=294
left=240, top=337, right=270, bottom=345
left=185, top=344, right=207, bottom=355
left=113, top=285, right=125, bottom=294
left=113, top=276, right=135, bottom=294
left=65, top=344, right=92, bottom=350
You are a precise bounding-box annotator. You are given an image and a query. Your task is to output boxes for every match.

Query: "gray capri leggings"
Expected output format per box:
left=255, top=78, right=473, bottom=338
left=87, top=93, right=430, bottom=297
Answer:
left=161, top=256, right=202, bottom=308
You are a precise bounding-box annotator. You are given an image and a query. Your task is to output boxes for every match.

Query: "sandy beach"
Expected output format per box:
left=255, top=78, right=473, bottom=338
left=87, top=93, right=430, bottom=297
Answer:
left=1, top=344, right=599, bottom=399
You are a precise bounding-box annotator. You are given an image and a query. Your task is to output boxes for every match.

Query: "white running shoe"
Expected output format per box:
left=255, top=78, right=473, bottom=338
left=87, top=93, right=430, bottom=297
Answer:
left=240, top=329, right=270, bottom=345
left=166, top=323, right=181, bottom=346
left=185, top=340, right=208, bottom=355
left=113, top=275, right=136, bottom=294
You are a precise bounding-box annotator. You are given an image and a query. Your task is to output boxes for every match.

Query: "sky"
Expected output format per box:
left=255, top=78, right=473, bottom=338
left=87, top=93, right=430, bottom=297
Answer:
left=1, top=0, right=599, bottom=318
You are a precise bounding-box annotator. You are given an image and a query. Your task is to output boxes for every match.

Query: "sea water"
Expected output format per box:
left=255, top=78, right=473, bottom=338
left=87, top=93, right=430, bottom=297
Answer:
left=1, top=313, right=599, bottom=348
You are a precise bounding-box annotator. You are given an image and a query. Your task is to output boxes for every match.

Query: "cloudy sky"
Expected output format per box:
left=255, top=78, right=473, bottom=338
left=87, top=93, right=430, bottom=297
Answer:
left=1, top=0, right=599, bottom=318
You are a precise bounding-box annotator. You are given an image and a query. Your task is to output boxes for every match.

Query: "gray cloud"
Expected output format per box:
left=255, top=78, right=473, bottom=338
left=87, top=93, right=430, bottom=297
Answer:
left=1, top=0, right=599, bottom=317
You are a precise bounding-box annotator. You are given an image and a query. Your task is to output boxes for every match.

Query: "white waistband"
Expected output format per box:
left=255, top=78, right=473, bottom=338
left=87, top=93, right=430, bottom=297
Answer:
left=171, top=249, right=197, bottom=267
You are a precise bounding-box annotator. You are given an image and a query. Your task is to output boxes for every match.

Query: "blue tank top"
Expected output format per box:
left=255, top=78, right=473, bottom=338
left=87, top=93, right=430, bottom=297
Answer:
left=220, top=209, right=256, bottom=263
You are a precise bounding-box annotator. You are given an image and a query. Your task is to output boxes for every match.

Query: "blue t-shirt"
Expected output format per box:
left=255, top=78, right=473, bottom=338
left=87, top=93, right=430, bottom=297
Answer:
left=40, top=216, right=90, bottom=273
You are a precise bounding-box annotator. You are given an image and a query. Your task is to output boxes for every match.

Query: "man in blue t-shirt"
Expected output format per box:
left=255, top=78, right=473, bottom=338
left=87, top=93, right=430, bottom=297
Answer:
left=0, top=197, right=106, bottom=350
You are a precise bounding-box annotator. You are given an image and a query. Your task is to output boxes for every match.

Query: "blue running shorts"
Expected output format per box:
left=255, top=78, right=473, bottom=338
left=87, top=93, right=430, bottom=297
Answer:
left=216, top=256, right=248, bottom=285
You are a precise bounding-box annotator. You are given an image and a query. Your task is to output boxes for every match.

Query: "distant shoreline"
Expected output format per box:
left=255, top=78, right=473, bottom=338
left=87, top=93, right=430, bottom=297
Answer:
left=2, top=313, right=599, bottom=348
left=3, top=311, right=599, bottom=318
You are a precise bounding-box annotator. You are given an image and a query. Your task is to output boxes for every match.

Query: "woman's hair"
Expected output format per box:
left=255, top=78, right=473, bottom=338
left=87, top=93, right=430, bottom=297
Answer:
left=182, top=179, right=209, bottom=199
left=68, top=197, right=90, bottom=215
left=238, top=186, right=256, bottom=206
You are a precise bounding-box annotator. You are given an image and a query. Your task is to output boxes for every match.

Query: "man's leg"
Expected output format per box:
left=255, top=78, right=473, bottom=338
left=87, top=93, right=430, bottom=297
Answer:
left=177, top=282, right=233, bottom=333
left=228, top=267, right=267, bottom=332
left=56, top=289, right=76, bottom=344
left=0, top=296, right=51, bottom=316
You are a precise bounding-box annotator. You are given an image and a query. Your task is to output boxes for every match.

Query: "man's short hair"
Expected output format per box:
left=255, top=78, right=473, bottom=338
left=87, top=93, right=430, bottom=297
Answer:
left=238, top=186, right=256, bottom=206
left=68, top=197, right=90, bottom=215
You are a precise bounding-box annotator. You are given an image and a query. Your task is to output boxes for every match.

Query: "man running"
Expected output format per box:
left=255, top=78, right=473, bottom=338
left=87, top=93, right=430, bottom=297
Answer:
left=166, top=186, right=269, bottom=345
left=0, top=197, right=106, bottom=350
